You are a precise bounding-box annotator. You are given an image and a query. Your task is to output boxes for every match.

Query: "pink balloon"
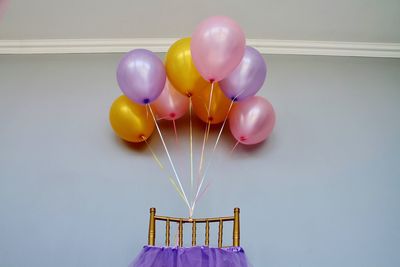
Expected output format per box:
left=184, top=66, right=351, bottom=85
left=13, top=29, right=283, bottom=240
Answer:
left=191, top=16, right=246, bottom=82
left=229, top=96, right=276, bottom=145
left=151, top=80, right=189, bottom=120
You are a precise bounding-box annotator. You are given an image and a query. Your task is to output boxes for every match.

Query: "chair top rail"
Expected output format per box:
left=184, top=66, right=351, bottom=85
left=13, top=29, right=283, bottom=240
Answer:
left=154, top=215, right=235, bottom=223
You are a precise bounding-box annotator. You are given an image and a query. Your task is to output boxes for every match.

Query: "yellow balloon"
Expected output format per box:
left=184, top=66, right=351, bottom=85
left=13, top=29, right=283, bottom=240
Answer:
left=192, top=83, right=232, bottom=124
left=109, top=95, right=155, bottom=142
left=165, top=37, right=209, bottom=97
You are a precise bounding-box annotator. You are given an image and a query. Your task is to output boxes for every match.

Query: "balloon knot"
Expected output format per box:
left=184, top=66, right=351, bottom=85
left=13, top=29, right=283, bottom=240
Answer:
left=143, top=98, right=150, bottom=104
left=208, top=116, right=213, bottom=122
left=240, top=136, right=247, bottom=141
left=170, top=113, right=176, bottom=119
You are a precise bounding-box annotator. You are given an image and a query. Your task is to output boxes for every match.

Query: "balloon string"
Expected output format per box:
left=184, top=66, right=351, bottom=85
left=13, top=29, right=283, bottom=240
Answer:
left=191, top=100, right=234, bottom=213
left=172, top=119, right=178, bottom=144
left=146, top=104, right=150, bottom=119
left=207, top=82, right=215, bottom=116
left=198, top=121, right=209, bottom=173
left=142, top=137, right=187, bottom=206
left=197, top=122, right=212, bottom=199
left=206, top=120, right=211, bottom=142
left=157, top=115, right=168, bottom=120
left=198, top=81, right=214, bottom=177
left=142, top=137, right=164, bottom=170
left=195, top=122, right=208, bottom=204
left=198, top=81, right=214, bottom=182
left=168, top=176, right=187, bottom=204
left=234, top=88, right=247, bottom=101
left=148, top=105, right=191, bottom=211
left=231, top=140, right=241, bottom=154
left=191, top=150, right=211, bottom=213
left=189, top=97, right=194, bottom=196
left=191, top=176, right=205, bottom=213
left=196, top=122, right=211, bottom=210
left=205, top=81, right=214, bottom=143
left=212, top=100, right=234, bottom=151
left=196, top=181, right=211, bottom=204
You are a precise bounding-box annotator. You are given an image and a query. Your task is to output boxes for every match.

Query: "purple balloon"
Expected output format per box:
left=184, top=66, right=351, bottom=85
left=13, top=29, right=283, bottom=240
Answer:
left=219, top=46, right=267, bottom=101
left=117, top=49, right=166, bottom=105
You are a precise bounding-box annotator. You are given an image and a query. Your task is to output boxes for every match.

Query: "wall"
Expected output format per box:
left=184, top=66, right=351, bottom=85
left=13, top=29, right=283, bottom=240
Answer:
left=1, top=0, right=400, bottom=42
left=0, top=53, right=400, bottom=267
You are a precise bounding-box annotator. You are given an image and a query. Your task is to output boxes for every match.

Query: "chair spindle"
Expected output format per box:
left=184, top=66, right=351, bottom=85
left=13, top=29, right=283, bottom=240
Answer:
left=178, top=219, right=183, bottom=247
left=165, top=218, right=170, bottom=246
left=192, top=220, right=197, bottom=246
left=233, top=207, right=240, bottom=247
left=148, top=208, right=156, bottom=246
left=218, top=219, right=223, bottom=248
left=205, top=220, right=210, bottom=246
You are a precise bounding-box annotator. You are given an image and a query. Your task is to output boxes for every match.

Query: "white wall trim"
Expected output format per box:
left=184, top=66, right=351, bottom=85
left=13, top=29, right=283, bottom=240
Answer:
left=0, top=38, right=399, bottom=58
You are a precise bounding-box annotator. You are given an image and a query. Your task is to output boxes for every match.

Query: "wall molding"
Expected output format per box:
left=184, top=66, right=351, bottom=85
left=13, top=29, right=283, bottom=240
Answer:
left=0, top=38, right=399, bottom=58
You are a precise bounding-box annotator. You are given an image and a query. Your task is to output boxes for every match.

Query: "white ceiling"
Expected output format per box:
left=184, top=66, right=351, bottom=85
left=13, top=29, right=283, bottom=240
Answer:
left=0, top=0, right=399, bottom=43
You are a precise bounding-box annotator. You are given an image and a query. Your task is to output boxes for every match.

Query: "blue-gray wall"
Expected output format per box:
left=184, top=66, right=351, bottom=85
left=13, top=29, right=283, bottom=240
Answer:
left=0, top=54, right=399, bottom=267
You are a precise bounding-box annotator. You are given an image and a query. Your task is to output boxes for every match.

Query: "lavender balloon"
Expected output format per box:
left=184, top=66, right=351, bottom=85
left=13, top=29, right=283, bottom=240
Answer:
left=220, top=46, right=267, bottom=101
left=117, top=49, right=166, bottom=105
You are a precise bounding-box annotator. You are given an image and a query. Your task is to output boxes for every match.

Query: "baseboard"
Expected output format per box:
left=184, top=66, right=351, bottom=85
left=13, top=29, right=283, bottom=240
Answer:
left=0, top=38, right=399, bottom=58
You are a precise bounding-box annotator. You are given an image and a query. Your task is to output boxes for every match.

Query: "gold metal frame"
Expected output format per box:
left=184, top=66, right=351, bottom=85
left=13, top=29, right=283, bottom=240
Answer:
left=148, top=207, right=240, bottom=248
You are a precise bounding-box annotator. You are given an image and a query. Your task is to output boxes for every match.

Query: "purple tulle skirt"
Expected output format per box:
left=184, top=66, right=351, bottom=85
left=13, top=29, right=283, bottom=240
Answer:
left=129, top=246, right=249, bottom=267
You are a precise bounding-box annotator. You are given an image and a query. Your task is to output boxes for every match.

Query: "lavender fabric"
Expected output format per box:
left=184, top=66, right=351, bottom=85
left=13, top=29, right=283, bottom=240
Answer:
left=129, top=246, right=249, bottom=267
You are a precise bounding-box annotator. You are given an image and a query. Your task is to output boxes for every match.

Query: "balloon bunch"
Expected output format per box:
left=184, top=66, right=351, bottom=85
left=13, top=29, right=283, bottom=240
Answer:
left=109, top=16, right=276, bottom=215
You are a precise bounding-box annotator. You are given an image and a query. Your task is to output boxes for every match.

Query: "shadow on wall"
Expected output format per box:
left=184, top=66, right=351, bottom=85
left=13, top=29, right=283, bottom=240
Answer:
left=112, top=110, right=273, bottom=160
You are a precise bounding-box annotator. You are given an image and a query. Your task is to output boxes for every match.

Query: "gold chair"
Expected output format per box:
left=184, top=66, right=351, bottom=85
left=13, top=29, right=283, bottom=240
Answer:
left=148, top=207, right=240, bottom=248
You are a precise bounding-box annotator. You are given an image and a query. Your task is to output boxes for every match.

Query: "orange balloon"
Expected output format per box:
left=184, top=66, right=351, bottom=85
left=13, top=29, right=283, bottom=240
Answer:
left=191, top=83, right=232, bottom=124
left=109, top=95, right=155, bottom=142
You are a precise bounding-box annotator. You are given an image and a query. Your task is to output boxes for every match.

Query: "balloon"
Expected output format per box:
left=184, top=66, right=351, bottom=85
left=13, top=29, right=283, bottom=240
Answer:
left=191, top=16, right=246, bottom=82
left=165, top=37, right=209, bottom=97
left=192, top=83, right=232, bottom=124
left=109, top=95, right=155, bottom=142
left=229, top=96, right=275, bottom=145
left=220, top=46, right=267, bottom=101
left=117, top=49, right=166, bottom=105
left=151, top=79, right=190, bottom=120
